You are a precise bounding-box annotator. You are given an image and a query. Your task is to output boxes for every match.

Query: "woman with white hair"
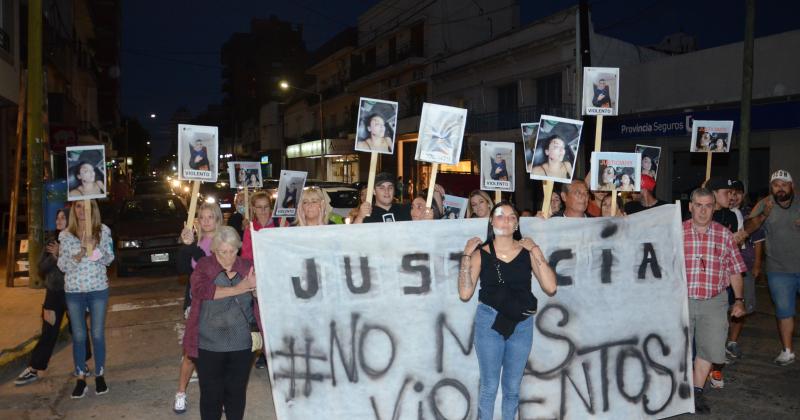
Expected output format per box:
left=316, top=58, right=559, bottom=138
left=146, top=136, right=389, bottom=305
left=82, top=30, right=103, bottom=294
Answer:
left=183, top=226, right=260, bottom=420
left=296, top=186, right=336, bottom=226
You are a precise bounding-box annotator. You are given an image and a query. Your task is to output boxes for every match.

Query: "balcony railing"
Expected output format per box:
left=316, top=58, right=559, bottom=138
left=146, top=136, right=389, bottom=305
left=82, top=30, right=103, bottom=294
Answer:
left=467, top=104, right=576, bottom=133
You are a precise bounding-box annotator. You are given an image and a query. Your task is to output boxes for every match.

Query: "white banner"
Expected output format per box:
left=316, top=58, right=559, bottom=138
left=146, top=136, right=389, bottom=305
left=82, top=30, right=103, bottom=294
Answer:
left=253, top=204, right=693, bottom=419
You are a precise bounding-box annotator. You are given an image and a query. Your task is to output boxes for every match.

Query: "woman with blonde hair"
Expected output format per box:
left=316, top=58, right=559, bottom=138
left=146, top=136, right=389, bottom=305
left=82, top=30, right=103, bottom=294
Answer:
left=296, top=187, right=336, bottom=226
left=173, top=202, right=223, bottom=414
left=466, top=190, right=494, bottom=218
left=57, top=199, right=114, bottom=398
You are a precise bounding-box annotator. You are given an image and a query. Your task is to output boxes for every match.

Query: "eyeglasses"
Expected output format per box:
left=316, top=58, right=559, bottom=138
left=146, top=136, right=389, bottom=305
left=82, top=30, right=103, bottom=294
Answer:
left=254, top=206, right=270, bottom=211
left=215, top=248, right=237, bottom=256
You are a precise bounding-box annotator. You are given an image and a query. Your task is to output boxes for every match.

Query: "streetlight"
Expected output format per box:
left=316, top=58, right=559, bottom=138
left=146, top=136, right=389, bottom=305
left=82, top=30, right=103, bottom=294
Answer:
left=279, top=80, right=324, bottom=140
left=150, top=113, right=157, bottom=119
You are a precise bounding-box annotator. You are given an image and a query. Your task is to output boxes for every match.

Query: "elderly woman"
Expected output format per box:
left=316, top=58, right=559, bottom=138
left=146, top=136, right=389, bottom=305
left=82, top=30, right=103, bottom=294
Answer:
left=183, top=226, right=260, bottom=420
left=467, top=190, right=494, bottom=218
left=459, top=202, right=557, bottom=419
left=296, top=187, right=336, bottom=226
left=531, top=135, right=572, bottom=180
left=174, top=202, right=224, bottom=414
left=69, top=162, right=105, bottom=197
left=57, top=200, right=114, bottom=398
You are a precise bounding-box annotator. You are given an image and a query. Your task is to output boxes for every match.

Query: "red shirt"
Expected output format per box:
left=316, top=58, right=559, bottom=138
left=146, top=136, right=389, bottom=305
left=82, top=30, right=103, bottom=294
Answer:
left=683, top=220, right=746, bottom=300
left=240, top=218, right=276, bottom=261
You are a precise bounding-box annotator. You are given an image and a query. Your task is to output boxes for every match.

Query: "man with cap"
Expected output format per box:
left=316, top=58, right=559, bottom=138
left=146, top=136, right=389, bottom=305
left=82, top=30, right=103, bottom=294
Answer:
left=744, top=169, right=800, bottom=366
left=354, top=172, right=412, bottom=223
left=682, top=187, right=747, bottom=414
left=624, top=174, right=667, bottom=215
left=725, top=179, right=766, bottom=360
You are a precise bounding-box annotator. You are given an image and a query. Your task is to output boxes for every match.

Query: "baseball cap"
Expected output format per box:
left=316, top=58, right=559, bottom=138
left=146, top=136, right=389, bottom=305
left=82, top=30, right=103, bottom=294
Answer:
left=770, top=169, right=792, bottom=183
left=374, top=172, right=395, bottom=186
left=640, top=174, right=656, bottom=192
left=730, top=180, right=745, bottom=191
left=705, top=176, right=734, bottom=191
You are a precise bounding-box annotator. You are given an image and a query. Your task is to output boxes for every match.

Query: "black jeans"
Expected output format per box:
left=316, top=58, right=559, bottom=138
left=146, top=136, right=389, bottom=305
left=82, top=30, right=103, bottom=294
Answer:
left=195, top=349, right=253, bottom=420
left=29, top=289, right=91, bottom=371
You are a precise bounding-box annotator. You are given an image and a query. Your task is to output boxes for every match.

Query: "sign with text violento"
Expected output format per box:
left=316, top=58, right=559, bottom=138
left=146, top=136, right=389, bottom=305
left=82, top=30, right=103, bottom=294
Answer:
left=253, top=205, right=693, bottom=419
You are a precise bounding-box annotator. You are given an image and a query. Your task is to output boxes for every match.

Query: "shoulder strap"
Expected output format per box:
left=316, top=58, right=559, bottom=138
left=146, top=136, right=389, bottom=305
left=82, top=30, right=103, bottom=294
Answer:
left=487, top=241, right=505, bottom=285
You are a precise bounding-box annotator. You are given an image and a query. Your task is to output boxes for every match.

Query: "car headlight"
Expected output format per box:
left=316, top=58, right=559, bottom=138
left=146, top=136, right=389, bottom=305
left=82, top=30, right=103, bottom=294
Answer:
left=120, top=240, right=142, bottom=248
left=171, top=180, right=181, bottom=188
left=205, top=196, right=216, bottom=204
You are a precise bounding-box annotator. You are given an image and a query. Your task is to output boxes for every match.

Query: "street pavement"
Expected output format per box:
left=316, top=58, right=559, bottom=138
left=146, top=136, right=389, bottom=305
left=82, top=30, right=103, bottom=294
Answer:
left=0, top=268, right=798, bottom=419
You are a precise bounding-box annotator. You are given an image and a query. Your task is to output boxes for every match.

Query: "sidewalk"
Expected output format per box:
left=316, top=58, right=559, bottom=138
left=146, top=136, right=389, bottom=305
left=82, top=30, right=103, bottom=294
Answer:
left=0, top=267, right=47, bottom=372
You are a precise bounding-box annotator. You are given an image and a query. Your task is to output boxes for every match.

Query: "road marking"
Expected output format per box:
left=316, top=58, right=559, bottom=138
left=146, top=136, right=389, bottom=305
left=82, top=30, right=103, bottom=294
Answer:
left=110, top=298, right=183, bottom=312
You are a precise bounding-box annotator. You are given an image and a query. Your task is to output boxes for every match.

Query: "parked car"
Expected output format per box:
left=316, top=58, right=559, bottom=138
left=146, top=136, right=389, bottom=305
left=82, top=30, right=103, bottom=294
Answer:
left=114, top=194, right=186, bottom=277
left=199, top=180, right=235, bottom=213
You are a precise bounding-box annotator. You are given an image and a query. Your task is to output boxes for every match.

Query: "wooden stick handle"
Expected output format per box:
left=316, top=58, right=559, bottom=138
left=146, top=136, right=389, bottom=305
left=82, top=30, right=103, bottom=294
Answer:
left=186, top=181, right=201, bottom=227
left=425, top=163, right=439, bottom=208
left=594, top=115, right=604, bottom=152
left=84, top=199, right=93, bottom=255
left=365, top=152, right=379, bottom=205
left=494, top=190, right=501, bottom=203
left=244, top=186, right=249, bottom=221
left=705, top=152, right=713, bottom=181
left=541, top=181, right=554, bottom=219
left=610, top=185, right=618, bottom=217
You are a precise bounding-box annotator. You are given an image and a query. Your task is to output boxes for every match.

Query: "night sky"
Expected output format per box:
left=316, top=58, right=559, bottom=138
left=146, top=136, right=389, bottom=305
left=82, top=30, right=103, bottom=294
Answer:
left=120, top=0, right=798, bottom=162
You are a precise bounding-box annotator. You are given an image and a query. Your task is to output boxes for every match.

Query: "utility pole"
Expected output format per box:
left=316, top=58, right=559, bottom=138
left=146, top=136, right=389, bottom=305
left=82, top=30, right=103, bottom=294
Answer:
left=27, top=0, right=45, bottom=288
left=739, top=0, right=755, bottom=190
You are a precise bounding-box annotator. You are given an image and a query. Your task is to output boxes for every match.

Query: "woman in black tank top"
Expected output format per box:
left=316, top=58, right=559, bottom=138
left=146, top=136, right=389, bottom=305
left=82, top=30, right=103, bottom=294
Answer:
left=457, top=202, right=557, bottom=419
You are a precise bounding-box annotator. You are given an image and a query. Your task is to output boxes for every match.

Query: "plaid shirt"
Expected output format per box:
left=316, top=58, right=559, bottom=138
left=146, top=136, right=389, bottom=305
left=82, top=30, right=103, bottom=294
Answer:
left=683, top=220, right=746, bottom=300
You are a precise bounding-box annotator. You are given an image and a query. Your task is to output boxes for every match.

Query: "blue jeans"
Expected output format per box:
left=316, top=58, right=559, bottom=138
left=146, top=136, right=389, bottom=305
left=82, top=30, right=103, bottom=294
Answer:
left=474, top=303, right=534, bottom=420
left=767, top=272, right=800, bottom=319
left=65, top=289, right=109, bottom=376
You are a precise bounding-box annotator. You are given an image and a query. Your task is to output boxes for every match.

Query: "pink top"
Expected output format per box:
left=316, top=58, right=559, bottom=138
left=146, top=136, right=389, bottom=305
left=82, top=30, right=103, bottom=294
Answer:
left=190, top=236, right=213, bottom=269
left=240, top=218, right=276, bottom=261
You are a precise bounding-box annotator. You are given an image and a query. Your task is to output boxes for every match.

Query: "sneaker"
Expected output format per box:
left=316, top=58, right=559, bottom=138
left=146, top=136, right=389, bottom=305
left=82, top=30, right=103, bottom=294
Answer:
left=14, top=367, right=39, bottom=386
left=726, top=341, right=743, bottom=359
left=95, top=375, right=109, bottom=395
left=174, top=392, right=187, bottom=414
left=189, top=370, right=198, bottom=383
left=694, top=389, right=711, bottom=415
left=255, top=354, right=267, bottom=369
left=71, top=379, right=88, bottom=399
left=774, top=349, right=796, bottom=366
left=708, top=370, right=724, bottom=389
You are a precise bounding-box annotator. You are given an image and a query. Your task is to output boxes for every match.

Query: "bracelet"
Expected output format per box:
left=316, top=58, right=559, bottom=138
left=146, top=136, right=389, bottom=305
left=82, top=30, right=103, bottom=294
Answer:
left=462, top=253, right=471, bottom=259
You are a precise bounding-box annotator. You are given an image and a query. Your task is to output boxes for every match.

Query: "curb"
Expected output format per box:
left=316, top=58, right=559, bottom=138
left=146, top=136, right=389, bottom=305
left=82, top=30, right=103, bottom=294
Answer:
left=0, top=322, right=69, bottom=371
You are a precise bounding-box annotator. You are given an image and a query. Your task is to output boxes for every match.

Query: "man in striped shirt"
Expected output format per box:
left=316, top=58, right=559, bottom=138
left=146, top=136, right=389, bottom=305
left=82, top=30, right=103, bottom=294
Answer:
left=683, top=187, right=747, bottom=414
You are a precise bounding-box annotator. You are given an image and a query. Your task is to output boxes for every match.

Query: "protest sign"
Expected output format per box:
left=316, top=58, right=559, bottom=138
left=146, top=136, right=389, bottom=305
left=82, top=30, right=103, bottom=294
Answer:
left=690, top=120, right=734, bottom=153
left=583, top=67, right=620, bottom=116
left=273, top=170, right=307, bottom=218
left=442, top=194, right=468, bottom=219
left=635, top=145, right=661, bottom=181
left=530, top=115, right=584, bottom=184
left=480, top=141, right=515, bottom=192
left=178, top=124, right=218, bottom=182
left=66, top=145, right=107, bottom=201
left=227, top=161, right=263, bottom=188
left=252, top=205, right=694, bottom=419
left=590, top=152, right=642, bottom=192
left=355, top=98, right=399, bottom=155
left=416, top=103, right=468, bottom=166
left=521, top=122, right=540, bottom=173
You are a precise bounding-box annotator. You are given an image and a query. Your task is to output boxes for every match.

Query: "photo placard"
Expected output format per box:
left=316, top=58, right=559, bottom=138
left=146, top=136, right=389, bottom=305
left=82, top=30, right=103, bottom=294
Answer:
left=273, top=170, right=307, bottom=218
left=635, top=144, right=661, bottom=181
left=66, top=145, right=107, bottom=201
left=582, top=67, right=620, bottom=116
left=178, top=124, right=219, bottom=182
left=415, top=103, right=468, bottom=165
left=442, top=194, right=468, bottom=219
left=590, top=152, right=642, bottom=192
left=227, top=161, right=263, bottom=188
left=521, top=122, right=540, bottom=173
left=690, top=120, right=734, bottom=153
left=480, top=141, right=515, bottom=192
left=354, top=97, right=399, bottom=154
left=530, top=115, right=584, bottom=184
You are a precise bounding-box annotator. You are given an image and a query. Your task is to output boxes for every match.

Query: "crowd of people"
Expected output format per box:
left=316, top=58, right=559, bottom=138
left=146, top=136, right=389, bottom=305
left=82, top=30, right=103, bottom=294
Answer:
left=12, top=167, right=798, bottom=420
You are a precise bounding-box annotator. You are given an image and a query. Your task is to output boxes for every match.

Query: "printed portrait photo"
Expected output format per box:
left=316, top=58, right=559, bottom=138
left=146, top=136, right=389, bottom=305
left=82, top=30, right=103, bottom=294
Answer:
left=583, top=67, right=620, bottom=116
left=480, top=141, right=515, bottom=192
left=228, top=161, right=263, bottom=188
left=442, top=194, right=468, bottom=219
left=590, top=152, right=641, bottom=192
left=530, top=115, right=584, bottom=183
left=520, top=122, right=540, bottom=173
left=690, top=120, right=734, bottom=153
left=66, top=145, right=107, bottom=201
left=178, top=124, right=219, bottom=182
left=415, top=103, right=468, bottom=165
left=274, top=170, right=307, bottom=218
left=635, top=144, right=661, bottom=181
left=355, top=97, right=399, bottom=155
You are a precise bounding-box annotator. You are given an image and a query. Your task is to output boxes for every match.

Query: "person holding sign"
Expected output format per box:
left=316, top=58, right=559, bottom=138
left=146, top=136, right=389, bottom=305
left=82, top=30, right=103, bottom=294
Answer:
left=56, top=200, right=114, bottom=399
left=554, top=180, right=592, bottom=218
left=354, top=172, right=411, bottom=223
left=467, top=190, right=494, bottom=218
left=458, top=202, right=557, bottom=420
left=531, top=134, right=573, bottom=180
left=296, top=187, right=337, bottom=226
left=682, top=188, right=747, bottom=415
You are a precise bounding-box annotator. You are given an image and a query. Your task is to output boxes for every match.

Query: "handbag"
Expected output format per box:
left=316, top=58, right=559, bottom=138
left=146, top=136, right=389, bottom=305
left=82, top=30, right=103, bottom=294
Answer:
left=227, top=273, right=263, bottom=352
